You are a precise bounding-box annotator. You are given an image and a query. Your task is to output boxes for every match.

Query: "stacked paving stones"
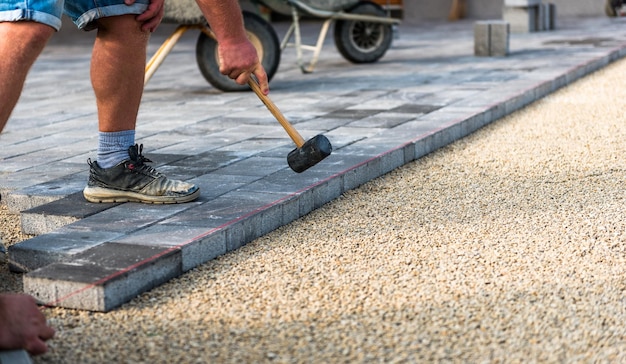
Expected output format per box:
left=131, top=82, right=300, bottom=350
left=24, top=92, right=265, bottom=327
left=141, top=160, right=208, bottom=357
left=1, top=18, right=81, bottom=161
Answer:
left=475, top=0, right=557, bottom=57
left=2, top=18, right=626, bottom=311
left=503, top=0, right=556, bottom=33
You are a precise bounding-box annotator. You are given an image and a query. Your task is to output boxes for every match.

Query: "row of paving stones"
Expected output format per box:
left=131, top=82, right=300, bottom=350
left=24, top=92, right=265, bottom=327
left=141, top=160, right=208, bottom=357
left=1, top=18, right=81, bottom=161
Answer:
left=2, top=17, right=626, bottom=311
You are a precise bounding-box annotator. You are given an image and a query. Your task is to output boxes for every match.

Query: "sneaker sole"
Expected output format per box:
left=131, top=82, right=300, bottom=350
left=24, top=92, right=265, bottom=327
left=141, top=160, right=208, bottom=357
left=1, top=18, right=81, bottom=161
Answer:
left=83, top=186, right=200, bottom=204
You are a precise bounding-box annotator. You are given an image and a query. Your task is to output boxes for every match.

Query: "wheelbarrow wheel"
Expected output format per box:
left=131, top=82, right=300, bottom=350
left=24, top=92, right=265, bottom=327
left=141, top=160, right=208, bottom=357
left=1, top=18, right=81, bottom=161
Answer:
left=333, top=1, right=393, bottom=64
left=196, top=11, right=281, bottom=92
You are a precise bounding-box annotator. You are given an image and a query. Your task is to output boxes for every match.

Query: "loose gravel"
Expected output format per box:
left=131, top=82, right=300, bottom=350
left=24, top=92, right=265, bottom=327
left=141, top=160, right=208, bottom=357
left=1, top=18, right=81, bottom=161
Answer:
left=2, top=57, right=626, bottom=363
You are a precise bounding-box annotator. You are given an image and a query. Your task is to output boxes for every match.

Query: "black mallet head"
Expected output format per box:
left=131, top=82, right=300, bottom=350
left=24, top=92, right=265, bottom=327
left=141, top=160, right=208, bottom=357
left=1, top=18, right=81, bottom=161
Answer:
left=287, top=134, right=332, bottom=173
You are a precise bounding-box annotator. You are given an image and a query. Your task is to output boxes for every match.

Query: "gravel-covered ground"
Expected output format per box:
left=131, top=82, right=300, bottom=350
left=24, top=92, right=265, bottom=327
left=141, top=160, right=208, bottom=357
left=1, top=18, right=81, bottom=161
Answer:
left=2, top=57, right=626, bottom=363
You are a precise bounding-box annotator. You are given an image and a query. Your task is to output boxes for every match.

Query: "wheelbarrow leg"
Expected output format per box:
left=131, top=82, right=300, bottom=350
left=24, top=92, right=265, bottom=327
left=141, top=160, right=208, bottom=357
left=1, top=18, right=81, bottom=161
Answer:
left=289, top=6, right=331, bottom=73
left=304, top=18, right=331, bottom=73
left=291, top=6, right=306, bottom=72
left=280, top=22, right=296, bottom=50
left=145, top=25, right=196, bottom=85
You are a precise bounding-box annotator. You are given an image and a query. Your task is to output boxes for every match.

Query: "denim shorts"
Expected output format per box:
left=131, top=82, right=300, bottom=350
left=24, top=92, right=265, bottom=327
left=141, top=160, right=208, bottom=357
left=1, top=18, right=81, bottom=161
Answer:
left=0, top=0, right=149, bottom=31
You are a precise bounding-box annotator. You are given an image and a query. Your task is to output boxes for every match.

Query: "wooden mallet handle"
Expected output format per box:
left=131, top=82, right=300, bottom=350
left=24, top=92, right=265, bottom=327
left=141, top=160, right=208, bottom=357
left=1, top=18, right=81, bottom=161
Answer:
left=247, top=79, right=306, bottom=148
left=202, top=27, right=306, bottom=148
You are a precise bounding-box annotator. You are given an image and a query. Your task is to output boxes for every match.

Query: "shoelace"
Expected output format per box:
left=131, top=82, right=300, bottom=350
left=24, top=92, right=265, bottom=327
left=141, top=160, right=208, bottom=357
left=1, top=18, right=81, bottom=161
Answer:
left=127, top=144, right=161, bottom=176
left=129, top=144, right=153, bottom=165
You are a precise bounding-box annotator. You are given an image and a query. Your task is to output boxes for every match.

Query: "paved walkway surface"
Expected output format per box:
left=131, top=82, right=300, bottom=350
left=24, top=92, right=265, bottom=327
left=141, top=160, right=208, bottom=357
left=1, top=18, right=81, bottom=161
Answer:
left=1, top=15, right=625, bottom=311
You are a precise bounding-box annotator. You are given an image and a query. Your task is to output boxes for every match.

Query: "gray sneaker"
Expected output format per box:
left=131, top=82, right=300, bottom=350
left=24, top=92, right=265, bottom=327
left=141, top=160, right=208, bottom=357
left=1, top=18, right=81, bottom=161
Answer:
left=83, top=144, right=200, bottom=204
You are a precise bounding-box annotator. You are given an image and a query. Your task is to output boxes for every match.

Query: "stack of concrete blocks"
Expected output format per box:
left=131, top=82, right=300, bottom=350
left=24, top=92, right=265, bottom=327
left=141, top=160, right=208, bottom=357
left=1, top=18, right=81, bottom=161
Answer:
left=474, top=20, right=510, bottom=57
left=503, top=0, right=556, bottom=33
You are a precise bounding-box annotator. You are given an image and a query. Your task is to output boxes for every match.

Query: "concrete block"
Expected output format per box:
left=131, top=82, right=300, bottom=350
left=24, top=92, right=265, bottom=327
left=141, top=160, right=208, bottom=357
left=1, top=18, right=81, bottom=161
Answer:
left=109, top=224, right=228, bottom=273
left=490, top=21, right=510, bottom=56
left=474, top=21, right=491, bottom=56
left=8, top=229, right=122, bottom=273
left=546, top=3, right=556, bottom=30
left=179, top=229, right=226, bottom=272
left=534, top=3, right=557, bottom=31
left=23, top=243, right=182, bottom=312
left=379, top=145, right=408, bottom=175
left=536, top=3, right=556, bottom=31
left=20, top=192, right=117, bottom=235
left=3, top=173, right=87, bottom=213
left=503, top=5, right=539, bottom=33
left=475, top=21, right=510, bottom=57
left=536, top=2, right=546, bottom=31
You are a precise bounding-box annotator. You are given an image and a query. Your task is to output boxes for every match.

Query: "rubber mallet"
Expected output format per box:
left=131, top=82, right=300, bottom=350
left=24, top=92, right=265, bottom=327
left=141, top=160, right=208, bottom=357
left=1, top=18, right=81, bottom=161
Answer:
left=248, top=79, right=332, bottom=173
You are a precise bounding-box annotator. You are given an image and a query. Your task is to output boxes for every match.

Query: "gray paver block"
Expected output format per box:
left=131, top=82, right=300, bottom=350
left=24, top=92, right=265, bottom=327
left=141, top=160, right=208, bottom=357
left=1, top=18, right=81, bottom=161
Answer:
left=23, top=243, right=182, bottom=311
left=20, top=213, right=78, bottom=237
left=474, top=21, right=510, bottom=57
left=61, top=202, right=196, bottom=233
left=2, top=172, right=87, bottom=213
left=110, top=224, right=227, bottom=272
left=503, top=5, right=539, bottom=33
left=210, top=156, right=287, bottom=176
left=8, top=229, right=124, bottom=273
left=179, top=230, right=226, bottom=272
left=543, top=3, right=557, bottom=30
left=220, top=201, right=287, bottom=252
left=20, top=192, right=118, bottom=235
left=490, top=21, right=510, bottom=56
left=474, top=21, right=491, bottom=57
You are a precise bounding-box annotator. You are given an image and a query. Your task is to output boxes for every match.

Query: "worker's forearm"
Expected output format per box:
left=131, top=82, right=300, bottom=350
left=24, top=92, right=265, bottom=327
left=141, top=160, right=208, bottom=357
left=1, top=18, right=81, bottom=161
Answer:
left=194, top=0, right=248, bottom=45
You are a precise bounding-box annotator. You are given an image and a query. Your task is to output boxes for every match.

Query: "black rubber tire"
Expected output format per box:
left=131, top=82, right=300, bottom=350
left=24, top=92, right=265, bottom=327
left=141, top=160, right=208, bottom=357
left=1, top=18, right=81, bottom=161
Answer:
left=195, top=11, right=281, bottom=92
left=333, top=1, right=393, bottom=64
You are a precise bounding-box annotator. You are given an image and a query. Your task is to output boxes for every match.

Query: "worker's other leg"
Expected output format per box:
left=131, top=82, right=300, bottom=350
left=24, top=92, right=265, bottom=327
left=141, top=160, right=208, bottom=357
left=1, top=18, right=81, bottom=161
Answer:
left=0, top=22, right=55, bottom=132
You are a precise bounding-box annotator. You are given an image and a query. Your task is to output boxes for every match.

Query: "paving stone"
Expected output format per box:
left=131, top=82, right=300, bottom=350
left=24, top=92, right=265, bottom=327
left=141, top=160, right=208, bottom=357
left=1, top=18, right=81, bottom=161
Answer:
left=189, top=173, right=262, bottom=201
left=389, top=104, right=443, bottom=114
left=210, top=156, right=287, bottom=176
left=475, top=20, right=510, bottom=57
left=3, top=172, right=88, bottom=214
left=8, top=229, right=125, bottom=273
left=109, top=224, right=227, bottom=272
left=20, top=192, right=119, bottom=235
left=346, top=113, right=416, bottom=129
left=64, top=202, right=197, bottom=233
left=23, top=243, right=182, bottom=311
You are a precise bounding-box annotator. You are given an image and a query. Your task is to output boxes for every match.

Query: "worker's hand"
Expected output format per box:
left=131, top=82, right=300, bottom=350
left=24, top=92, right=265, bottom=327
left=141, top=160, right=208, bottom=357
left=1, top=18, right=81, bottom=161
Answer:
left=218, top=40, right=270, bottom=95
left=131, top=0, right=165, bottom=32
left=0, top=294, right=55, bottom=356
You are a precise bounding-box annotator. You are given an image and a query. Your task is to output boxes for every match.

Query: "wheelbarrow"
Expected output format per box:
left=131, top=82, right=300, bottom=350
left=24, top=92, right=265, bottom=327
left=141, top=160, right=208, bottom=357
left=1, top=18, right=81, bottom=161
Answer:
left=255, top=0, right=401, bottom=73
left=144, top=0, right=281, bottom=91
left=144, top=0, right=400, bottom=91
